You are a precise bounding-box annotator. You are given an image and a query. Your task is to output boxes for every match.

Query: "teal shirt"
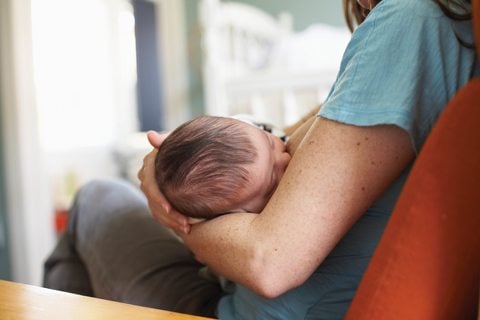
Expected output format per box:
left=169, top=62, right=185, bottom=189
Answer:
left=321, top=0, right=478, bottom=152
left=218, top=0, right=477, bottom=319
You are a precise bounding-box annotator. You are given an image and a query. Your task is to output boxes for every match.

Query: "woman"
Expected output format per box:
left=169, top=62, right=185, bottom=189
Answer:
left=138, top=0, right=477, bottom=317
left=45, top=0, right=477, bottom=319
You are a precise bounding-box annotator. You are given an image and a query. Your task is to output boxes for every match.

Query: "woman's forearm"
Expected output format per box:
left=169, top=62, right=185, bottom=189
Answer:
left=181, top=213, right=289, bottom=297
left=183, top=118, right=415, bottom=298
left=182, top=210, right=333, bottom=298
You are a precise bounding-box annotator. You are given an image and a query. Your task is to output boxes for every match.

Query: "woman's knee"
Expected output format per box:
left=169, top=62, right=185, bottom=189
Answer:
left=76, top=178, right=146, bottom=211
left=67, top=178, right=148, bottom=239
left=78, top=178, right=139, bottom=201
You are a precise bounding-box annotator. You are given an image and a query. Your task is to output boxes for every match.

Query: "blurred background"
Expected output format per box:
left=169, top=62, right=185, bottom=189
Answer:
left=0, top=0, right=349, bottom=285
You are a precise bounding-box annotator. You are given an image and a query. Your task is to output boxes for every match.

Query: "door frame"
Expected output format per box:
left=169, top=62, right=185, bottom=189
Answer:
left=0, top=0, right=55, bottom=284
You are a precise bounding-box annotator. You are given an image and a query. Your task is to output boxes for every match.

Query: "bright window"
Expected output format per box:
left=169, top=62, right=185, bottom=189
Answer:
left=31, top=0, right=138, bottom=151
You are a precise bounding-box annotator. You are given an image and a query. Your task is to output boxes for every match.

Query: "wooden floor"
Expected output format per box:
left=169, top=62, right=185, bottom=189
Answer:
left=0, top=280, right=215, bottom=320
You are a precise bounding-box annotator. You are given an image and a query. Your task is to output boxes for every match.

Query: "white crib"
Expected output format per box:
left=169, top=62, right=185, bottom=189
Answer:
left=114, top=1, right=351, bottom=185
left=199, top=0, right=351, bottom=127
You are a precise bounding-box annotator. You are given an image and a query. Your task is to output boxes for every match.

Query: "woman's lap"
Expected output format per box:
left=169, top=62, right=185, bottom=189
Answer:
left=43, top=178, right=223, bottom=317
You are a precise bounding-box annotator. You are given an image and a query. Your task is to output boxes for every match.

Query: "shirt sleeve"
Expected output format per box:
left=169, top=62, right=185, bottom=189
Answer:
left=319, top=0, right=477, bottom=152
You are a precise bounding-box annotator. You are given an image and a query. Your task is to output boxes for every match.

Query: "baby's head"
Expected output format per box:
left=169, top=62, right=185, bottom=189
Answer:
left=155, top=116, right=291, bottom=219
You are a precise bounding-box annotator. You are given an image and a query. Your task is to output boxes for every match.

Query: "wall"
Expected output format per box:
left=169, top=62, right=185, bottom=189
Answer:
left=228, top=0, right=345, bottom=30
left=0, top=107, right=11, bottom=280
left=0, top=0, right=10, bottom=276
left=183, top=0, right=346, bottom=116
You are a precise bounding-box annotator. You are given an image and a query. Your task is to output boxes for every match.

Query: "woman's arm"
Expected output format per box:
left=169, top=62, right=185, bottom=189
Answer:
left=180, top=116, right=415, bottom=298
left=139, top=114, right=317, bottom=233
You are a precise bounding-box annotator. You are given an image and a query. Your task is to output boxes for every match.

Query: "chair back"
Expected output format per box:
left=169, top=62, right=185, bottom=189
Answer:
left=345, top=1, right=480, bottom=319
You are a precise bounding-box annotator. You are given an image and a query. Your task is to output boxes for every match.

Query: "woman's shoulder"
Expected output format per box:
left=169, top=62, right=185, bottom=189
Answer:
left=358, top=0, right=452, bottom=37
left=371, top=0, right=473, bottom=42
left=374, top=0, right=445, bottom=21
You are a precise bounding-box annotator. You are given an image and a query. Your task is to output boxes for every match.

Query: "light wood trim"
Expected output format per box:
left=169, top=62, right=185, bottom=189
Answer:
left=0, top=280, right=215, bottom=320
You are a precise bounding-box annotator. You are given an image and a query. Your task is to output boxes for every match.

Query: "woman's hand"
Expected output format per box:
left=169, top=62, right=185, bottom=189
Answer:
left=138, top=131, right=191, bottom=234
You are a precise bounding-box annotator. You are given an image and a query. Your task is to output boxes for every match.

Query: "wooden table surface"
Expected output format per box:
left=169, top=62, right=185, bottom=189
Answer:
left=0, top=280, right=215, bottom=320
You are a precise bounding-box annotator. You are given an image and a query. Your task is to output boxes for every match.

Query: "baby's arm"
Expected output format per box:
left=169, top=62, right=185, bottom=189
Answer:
left=283, top=106, right=320, bottom=137
left=285, top=107, right=319, bottom=155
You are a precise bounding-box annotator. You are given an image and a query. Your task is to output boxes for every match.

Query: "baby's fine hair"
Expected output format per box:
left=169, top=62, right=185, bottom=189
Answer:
left=155, top=116, right=258, bottom=219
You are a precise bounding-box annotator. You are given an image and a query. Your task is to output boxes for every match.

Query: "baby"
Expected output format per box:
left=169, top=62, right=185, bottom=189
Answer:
left=155, top=116, right=291, bottom=219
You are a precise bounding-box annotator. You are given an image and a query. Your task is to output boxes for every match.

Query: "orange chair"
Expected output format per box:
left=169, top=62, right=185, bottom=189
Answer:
left=345, top=1, right=480, bottom=319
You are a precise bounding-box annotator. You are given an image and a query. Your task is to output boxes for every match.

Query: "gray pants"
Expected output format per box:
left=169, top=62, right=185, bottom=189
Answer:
left=43, top=179, right=224, bottom=317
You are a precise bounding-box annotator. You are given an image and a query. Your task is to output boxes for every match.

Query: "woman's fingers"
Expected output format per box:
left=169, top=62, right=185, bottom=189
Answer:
left=138, top=133, right=190, bottom=234
left=150, top=201, right=191, bottom=234
left=146, top=130, right=169, bottom=148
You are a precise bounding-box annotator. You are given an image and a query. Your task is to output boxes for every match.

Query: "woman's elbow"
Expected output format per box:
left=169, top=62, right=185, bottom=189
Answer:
left=245, top=254, right=306, bottom=299
left=251, top=275, right=292, bottom=299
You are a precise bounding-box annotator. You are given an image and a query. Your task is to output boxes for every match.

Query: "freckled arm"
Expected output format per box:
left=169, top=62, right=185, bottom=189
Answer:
left=181, top=117, right=415, bottom=298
